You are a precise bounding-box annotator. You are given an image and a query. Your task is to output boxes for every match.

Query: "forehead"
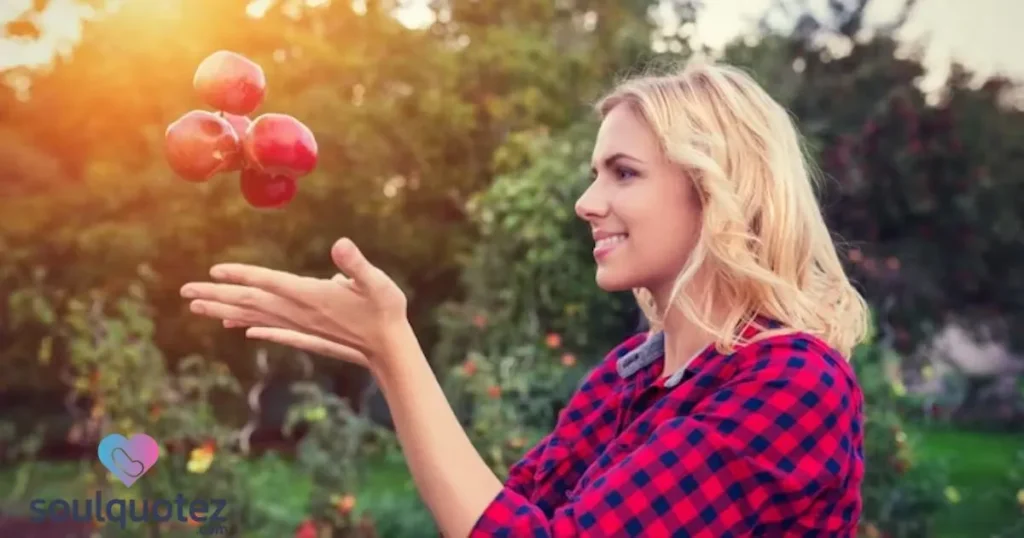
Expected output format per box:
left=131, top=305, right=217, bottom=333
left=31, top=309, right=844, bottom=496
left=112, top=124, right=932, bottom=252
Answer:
left=592, top=104, right=663, bottom=163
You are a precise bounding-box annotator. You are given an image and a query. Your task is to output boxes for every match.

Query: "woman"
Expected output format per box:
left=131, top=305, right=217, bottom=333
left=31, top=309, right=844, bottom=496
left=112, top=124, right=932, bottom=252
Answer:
left=180, top=59, right=870, bottom=537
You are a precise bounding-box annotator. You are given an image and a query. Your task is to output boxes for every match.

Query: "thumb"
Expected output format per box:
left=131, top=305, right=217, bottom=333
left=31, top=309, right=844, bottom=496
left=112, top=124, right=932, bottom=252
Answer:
left=331, top=238, right=379, bottom=284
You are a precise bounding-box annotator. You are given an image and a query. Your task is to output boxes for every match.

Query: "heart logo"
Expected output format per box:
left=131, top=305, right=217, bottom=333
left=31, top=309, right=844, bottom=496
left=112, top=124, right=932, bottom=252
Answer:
left=97, top=433, right=160, bottom=487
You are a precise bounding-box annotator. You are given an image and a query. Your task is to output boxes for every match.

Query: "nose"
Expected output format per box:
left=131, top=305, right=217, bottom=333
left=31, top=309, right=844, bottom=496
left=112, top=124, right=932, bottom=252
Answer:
left=574, top=181, right=608, bottom=222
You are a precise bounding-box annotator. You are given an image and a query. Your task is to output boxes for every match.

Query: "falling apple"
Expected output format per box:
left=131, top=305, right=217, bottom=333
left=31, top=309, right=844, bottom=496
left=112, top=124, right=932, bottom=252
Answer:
left=164, top=110, right=242, bottom=182
left=221, top=113, right=253, bottom=172
left=242, top=113, right=319, bottom=178
left=165, top=51, right=317, bottom=209
left=223, top=112, right=252, bottom=138
left=193, top=50, right=267, bottom=116
left=239, top=167, right=298, bottom=209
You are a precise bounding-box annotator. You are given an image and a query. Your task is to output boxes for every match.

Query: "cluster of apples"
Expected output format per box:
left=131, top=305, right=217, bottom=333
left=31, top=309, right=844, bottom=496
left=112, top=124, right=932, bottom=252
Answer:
left=164, top=50, right=318, bottom=208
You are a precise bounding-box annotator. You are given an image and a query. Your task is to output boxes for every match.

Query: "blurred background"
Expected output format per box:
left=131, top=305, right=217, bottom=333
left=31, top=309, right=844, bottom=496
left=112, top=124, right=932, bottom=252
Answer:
left=0, top=0, right=1022, bottom=537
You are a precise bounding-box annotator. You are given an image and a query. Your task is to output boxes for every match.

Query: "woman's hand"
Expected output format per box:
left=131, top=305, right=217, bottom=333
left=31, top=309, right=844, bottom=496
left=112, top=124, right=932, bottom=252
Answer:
left=230, top=325, right=372, bottom=369
left=179, top=238, right=409, bottom=371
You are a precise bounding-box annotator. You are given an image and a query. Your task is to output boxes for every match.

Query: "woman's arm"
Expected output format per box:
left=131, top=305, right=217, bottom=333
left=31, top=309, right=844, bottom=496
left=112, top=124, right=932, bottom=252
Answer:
left=373, top=320, right=506, bottom=538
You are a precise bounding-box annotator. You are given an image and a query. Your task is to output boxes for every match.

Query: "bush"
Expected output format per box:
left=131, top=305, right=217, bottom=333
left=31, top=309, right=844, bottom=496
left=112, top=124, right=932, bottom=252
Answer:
left=3, top=266, right=430, bottom=537
left=280, top=378, right=407, bottom=537
left=852, top=317, right=955, bottom=538
left=433, top=125, right=639, bottom=476
left=1005, top=402, right=1024, bottom=536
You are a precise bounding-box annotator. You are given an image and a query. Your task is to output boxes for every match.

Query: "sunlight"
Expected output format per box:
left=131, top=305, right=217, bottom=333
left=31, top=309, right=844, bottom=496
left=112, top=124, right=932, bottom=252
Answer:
left=246, top=0, right=274, bottom=19
left=0, top=0, right=96, bottom=71
left=392, top=1, right=435, bottom=30
left=1, top=0, right=1022, bottom=88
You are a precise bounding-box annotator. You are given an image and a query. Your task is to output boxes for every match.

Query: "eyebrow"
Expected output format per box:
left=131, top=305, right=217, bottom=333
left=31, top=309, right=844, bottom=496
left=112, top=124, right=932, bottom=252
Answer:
left=590, top=152, right=642, bottom=173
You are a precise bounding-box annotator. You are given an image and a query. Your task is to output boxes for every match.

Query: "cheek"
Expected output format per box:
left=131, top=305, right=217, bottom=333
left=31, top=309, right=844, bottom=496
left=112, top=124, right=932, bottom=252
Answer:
left=626, top=193, right=701, bottom=266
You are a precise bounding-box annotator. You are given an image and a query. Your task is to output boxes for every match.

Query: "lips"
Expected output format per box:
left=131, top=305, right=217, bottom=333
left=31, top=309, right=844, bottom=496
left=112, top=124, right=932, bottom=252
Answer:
left=593, top=233, right=628, bottom=260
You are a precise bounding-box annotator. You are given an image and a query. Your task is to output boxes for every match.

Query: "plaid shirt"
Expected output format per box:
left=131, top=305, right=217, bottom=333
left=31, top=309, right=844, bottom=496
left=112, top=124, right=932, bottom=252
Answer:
left=469, top=321, right=864, bottom=537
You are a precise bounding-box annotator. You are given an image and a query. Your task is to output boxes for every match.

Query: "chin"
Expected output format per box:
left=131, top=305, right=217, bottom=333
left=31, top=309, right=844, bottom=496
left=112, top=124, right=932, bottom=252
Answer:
left=594, top=267, right=641, bottom=292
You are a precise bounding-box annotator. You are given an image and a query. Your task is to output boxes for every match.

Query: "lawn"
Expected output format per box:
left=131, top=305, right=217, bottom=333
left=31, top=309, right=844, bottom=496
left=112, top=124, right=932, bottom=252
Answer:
left=2, top=425, right=1021, bottom=537
left=0, top=450, right=436, bottom=537
left=908, top=423, right=1024, bottom=538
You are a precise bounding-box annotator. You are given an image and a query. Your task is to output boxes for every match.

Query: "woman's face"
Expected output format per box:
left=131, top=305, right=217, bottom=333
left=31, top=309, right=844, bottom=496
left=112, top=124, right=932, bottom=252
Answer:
left=575, top=103, right=703, bottom=303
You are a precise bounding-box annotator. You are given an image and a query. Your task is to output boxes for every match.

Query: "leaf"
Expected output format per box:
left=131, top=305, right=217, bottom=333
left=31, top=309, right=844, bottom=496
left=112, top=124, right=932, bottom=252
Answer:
left=37, top=336, right=53, bottom=365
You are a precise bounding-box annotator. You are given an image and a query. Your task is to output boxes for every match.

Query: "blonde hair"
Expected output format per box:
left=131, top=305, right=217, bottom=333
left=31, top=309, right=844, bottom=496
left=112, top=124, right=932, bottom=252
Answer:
left=595, top=58, right=870, bottom=359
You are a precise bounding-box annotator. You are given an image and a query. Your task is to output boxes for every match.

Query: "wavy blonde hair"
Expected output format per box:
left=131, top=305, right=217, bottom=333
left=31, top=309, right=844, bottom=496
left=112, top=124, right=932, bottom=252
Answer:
left=595, top=58, right=870, bottom=358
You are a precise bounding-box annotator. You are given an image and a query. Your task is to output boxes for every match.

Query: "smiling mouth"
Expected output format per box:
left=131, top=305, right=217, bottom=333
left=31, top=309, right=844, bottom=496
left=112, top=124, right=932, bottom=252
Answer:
left=595, top=234, right=627, bottom=248
left=593, top=233, right=628, bottom=259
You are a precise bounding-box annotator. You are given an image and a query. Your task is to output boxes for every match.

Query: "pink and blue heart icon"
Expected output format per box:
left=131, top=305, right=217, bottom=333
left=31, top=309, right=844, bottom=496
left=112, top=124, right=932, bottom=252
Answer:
left=97, top=433, right=160, bottom=487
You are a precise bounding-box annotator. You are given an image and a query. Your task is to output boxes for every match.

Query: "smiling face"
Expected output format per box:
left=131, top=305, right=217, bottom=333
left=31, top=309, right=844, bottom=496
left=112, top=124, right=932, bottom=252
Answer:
left=575, top=102, right=704, bottom=303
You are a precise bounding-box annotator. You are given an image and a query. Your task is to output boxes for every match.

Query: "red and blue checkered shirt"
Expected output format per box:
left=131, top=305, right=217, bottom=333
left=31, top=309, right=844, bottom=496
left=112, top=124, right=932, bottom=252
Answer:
left=469, top=322, right=864, bottom=537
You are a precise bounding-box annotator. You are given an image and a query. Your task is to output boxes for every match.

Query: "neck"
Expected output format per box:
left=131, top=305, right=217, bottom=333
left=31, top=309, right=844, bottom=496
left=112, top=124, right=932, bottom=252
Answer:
left=650, top=274, right=722, bottom=378
left=659, top=305, right=715, bottom=377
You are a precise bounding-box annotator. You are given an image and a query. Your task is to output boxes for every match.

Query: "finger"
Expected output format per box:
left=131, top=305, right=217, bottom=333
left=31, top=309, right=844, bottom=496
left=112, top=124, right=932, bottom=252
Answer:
left=180, top=282, right=290, bottom=311
left=245, top=327, right=370, bottom=368
left=189, top=300, right=282, bottom=328
left=331, top=238, right=381, bottom=285
left=208, top=263, right=319, bottom=299
left=330, top=273, right=351, bottom=285
left=221, top=314, right=303, bottom=333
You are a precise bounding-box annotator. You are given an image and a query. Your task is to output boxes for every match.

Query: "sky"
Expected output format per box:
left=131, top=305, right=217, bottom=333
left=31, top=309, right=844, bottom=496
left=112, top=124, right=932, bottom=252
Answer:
left=682, top=0, right=1024, bottom=93
left=1, top=0, right=1022, bottom=94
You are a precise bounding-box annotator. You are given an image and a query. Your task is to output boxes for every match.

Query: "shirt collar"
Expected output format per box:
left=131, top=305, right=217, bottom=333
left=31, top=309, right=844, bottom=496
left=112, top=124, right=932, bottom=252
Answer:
left=617, top=317, right=782, bottom=387
left=616, top=331, right=674, bottom=380
left=616, top=331, right=703, bottom=388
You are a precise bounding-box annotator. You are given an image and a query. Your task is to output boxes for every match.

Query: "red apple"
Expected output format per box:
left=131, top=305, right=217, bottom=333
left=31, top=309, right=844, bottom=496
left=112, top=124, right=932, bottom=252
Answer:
left=223, top=113, right=252, bottom=138
left=221, top=113, right=253, bottom=172
left=239, top=167, right=297, bottom=208
left=242, top=113, right=318, bottom=178
left=193, top=50, right=266, bottom=116
left=164, top=110, right=241, bottom=182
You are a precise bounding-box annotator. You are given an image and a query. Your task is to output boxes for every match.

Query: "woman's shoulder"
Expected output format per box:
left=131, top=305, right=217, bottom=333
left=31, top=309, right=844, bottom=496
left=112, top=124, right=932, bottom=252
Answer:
left=732, top=329, right=859, bottom=386
left=713, top=329, right=865, bottom=427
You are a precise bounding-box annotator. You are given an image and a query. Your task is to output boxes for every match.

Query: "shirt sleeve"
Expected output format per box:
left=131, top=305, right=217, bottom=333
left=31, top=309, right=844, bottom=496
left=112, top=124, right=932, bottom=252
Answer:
left=502, top=431, right=551, bottom=498
left=468, top=336, right=863, bottom=537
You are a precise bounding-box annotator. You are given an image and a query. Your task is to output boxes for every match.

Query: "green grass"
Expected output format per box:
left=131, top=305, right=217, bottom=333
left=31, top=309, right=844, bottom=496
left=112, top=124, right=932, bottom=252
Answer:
left=0, top=451, right=416, bottom=500
left=0, top=451, right=429, bottom=536
left=2, top=427, right=1021, bottom=537
left=907, top=423, right=1024, bottom=538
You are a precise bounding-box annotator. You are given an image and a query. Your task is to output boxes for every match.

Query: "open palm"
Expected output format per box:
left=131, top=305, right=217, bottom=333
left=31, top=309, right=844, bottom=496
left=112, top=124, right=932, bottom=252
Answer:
left=180, top=238, right=409, bottom=371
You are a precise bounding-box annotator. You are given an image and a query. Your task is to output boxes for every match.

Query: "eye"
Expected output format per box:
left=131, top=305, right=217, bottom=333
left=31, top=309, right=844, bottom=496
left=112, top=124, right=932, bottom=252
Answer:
left=615, top=166, right=638, bottom=180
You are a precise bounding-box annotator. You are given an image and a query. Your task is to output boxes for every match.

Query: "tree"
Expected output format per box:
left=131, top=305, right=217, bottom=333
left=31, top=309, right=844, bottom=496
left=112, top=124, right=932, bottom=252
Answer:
left=721, top=0, right=1024, bottom=366
left=0, top=0, right=690, bottom=407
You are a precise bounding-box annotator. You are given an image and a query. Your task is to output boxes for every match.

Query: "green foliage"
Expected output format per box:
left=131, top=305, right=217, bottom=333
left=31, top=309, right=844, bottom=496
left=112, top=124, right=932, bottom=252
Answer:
left=280, top=379, right=403, bottom=536
left=0, top=0, right=682, bottom=400
left=1008, top=451, right=1024, bottom=536
left=1, top=272, right=431, bottom=536
left=435, top=124, right=638, bottom=372
left=1004, top=383, right=1024, bottom=535
left=724, top=5, right=1024, bottom=359
left=850, top=325, right=952, bottom=538
left=3, top=0, right=1024, bottom=536
left=7, top=273, right=257, bottom=536
left=432, top=124, right=640, bottom=475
